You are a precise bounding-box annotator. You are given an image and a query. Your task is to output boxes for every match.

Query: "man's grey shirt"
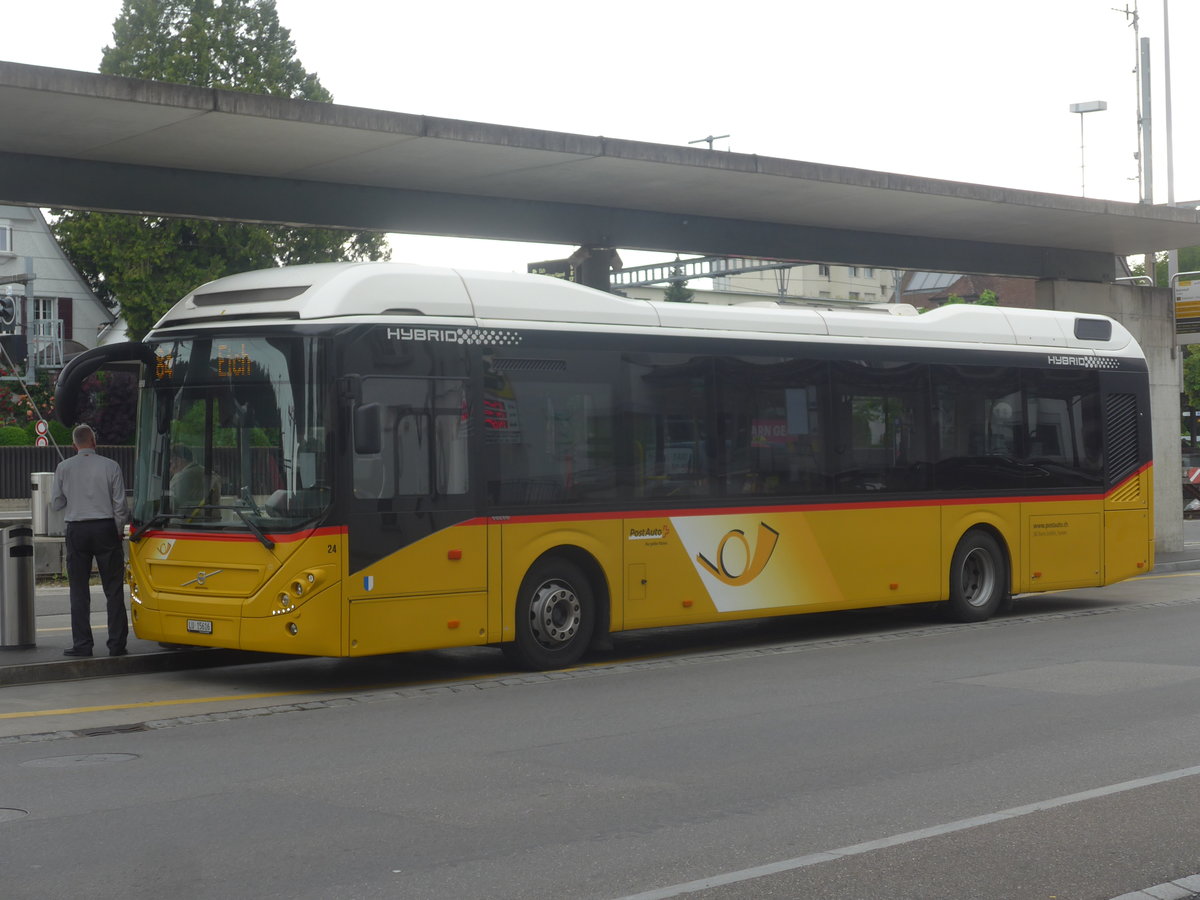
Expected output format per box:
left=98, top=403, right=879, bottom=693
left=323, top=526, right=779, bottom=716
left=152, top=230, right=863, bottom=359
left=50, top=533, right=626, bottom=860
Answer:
left=51, top=448, right=129, bottom=528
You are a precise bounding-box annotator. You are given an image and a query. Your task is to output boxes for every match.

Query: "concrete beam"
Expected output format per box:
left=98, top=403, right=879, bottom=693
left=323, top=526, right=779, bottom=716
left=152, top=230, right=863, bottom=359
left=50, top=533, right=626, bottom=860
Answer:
left=0, top=153, right=1119, bottom=282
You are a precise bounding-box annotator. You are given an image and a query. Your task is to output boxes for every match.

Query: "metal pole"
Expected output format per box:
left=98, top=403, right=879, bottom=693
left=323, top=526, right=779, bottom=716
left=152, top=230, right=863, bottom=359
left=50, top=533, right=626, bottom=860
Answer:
left=1164, top=0, right=1178, bottom=286
left=1078, top=113, right=1086, bottom=196
left=1140, top=36, right=1155, bottom=279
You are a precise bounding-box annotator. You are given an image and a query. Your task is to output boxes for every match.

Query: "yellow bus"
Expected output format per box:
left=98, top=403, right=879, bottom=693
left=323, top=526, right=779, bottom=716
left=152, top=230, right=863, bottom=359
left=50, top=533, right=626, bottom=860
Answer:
left=58, top=262, right=1153, bottom=669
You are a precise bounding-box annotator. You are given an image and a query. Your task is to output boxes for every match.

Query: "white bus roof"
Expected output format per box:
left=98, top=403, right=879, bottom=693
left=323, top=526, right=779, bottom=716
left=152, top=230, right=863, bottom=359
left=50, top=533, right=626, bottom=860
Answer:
left=154, top=261, right=1140, bottom=357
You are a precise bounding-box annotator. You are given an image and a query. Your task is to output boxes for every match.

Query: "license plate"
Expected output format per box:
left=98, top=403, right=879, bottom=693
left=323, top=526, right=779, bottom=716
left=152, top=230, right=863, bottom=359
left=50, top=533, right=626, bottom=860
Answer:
left=186, top=619, right=213, bottom=635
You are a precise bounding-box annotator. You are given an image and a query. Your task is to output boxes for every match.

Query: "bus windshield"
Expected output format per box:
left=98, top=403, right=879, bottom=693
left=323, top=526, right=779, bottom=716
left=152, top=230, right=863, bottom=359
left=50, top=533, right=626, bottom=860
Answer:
left=132, top=335, right=330, bottom=534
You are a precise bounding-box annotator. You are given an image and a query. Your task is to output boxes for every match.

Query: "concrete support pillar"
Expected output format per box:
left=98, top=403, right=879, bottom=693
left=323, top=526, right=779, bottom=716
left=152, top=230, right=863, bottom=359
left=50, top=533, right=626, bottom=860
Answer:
left=1035, top=279, right=1182, bottom=553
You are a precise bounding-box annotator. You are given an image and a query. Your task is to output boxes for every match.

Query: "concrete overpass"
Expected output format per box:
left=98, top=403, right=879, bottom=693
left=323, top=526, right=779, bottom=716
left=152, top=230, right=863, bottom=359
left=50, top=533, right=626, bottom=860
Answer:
left=0, top=60, right=1191, bottom=550
left=2, top=61, right=1200, bottom=282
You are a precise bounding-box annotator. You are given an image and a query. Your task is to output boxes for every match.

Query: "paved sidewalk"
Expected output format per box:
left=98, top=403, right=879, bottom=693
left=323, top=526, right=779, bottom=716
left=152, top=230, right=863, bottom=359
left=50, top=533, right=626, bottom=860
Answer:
left=0, top=583, right=271, bottom=686
left=4, top=534, right=1200, bottom=688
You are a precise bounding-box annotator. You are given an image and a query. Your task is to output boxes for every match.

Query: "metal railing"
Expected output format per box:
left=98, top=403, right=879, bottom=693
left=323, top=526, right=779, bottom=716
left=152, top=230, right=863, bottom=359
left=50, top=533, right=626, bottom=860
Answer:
left=0, top=445, right=134, bottom=499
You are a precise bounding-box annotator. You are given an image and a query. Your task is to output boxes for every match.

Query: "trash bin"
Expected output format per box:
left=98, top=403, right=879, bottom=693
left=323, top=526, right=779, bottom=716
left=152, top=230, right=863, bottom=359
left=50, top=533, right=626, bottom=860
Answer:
left=0, top=525, right=35, bottom=648
left=31, top=472, right=64, bottom=537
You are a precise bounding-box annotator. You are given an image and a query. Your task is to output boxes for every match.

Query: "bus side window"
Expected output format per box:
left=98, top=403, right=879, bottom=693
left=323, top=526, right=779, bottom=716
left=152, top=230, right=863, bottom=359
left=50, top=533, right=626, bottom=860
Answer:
left=353, top=377, right=469, bottom=500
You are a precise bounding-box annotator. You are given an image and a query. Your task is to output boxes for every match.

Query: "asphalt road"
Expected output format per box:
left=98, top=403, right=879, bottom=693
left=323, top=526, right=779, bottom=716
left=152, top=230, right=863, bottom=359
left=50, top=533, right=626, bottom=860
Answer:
left=4, top=571, right=1200, bottom=899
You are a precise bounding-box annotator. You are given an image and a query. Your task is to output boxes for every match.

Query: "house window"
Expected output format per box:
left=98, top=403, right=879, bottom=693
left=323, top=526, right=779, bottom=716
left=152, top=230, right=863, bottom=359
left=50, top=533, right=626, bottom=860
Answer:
left=847, top=266, right=860, bottom=277
left=818, top=265, right=830, bottom=277
left=849, top=292, right=861, bottom=301
left=0, top=224, right=12, bottom=253
left=863, top=267, right=874, bottom=278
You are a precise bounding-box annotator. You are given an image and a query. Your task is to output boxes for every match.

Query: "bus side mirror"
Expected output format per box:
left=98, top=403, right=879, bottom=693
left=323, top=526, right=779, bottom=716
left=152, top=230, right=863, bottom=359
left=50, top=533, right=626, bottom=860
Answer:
left=354, top=403, right=382, bottom=455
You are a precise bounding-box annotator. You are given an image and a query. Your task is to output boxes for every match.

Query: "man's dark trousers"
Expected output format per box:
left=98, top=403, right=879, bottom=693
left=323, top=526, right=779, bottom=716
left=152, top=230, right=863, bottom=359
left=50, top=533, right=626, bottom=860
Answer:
left=65, top=519, right=128, bottom=653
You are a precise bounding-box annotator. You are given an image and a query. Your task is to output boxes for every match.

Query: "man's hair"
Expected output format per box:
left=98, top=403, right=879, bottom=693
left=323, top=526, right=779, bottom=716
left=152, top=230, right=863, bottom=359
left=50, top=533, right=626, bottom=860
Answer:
left=72, top=424, right=96, bottom=448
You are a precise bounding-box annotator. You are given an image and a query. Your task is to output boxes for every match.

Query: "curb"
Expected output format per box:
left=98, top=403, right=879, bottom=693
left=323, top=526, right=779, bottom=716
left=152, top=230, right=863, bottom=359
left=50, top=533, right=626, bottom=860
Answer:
left=0, top=647, right=289, bottom=687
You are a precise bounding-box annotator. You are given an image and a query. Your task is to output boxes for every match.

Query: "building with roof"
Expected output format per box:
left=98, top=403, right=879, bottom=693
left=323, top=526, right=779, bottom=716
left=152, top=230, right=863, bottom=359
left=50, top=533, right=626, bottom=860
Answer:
left=899, top=271, right=1037, bottom=310
left=0, top=205, right=117, bottom=371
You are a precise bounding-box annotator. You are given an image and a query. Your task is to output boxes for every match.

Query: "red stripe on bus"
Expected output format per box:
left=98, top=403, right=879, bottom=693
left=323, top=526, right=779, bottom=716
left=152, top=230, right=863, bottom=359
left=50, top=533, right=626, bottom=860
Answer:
left=134, top=464, right=1151, bottom=536
left=480, top=464, right=1152, bottom=526
left=135, top=524, right=348, bottom=543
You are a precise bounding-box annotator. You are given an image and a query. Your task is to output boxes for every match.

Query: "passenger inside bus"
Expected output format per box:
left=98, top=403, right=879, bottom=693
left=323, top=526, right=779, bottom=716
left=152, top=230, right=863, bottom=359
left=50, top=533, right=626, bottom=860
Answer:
left=169, top=446, right=207, bottom=511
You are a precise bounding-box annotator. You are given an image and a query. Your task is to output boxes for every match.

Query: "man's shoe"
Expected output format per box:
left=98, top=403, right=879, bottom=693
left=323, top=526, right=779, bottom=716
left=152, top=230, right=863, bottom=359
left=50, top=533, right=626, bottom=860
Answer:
left=109, top=648, right=128, bottom=657
left=63, top=648, right=92, bottom=657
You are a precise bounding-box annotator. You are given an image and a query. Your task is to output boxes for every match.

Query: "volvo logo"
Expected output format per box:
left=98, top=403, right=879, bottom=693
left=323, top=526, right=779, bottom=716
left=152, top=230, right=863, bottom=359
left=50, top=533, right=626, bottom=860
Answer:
left=182, top=569, right=224, bottom=587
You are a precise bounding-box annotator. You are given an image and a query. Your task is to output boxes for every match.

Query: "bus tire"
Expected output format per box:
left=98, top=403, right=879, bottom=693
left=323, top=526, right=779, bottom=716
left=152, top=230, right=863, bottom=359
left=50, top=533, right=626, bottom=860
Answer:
left=503, top=558, right=596, bottom=670
left=943, top=530, right=1007, bottom=623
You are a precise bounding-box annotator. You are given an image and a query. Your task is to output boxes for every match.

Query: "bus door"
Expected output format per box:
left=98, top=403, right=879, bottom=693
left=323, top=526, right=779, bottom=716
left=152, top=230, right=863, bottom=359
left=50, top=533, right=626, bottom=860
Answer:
left=346, top=375, right=488, bottom=655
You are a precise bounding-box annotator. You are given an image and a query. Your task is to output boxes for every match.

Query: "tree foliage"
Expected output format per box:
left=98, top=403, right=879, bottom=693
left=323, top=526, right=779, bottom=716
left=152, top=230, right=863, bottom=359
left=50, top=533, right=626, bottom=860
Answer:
left=663, top=265, right=694, bottom=303
left=52, top=0, right=389, bottom=340
left=1184, top=346, right=1200, bottom=412
left=1129, top=246, right=1200, bottom=286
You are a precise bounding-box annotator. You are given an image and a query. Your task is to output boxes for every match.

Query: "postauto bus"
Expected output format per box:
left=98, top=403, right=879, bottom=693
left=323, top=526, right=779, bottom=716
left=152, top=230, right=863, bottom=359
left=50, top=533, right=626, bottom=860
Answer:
left=56, top=262, right=1152, bottom=669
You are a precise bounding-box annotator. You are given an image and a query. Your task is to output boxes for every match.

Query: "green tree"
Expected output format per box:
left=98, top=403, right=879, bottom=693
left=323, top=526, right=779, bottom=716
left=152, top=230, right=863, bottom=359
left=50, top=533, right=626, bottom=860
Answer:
left=1184, top=345, right=1200, bottom=410
left=52, top=0, right=389, bottom=340
left=663, top=265, right=694, bottom=303
left=1127, top=247, right=1200, bottom=286
left=943, top=289, right=999, bottom=306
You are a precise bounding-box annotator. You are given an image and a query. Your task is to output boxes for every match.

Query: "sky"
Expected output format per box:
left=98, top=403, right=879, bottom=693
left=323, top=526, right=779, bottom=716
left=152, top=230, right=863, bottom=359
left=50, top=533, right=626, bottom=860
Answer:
left=5, top=0, right=1198, bottom=274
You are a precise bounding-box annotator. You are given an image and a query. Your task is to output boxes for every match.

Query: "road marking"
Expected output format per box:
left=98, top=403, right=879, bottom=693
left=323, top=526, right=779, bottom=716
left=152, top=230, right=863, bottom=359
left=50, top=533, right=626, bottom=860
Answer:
left=0, top=689, right=319, bottom=720
left=615, top=764, right=1200, bottom=900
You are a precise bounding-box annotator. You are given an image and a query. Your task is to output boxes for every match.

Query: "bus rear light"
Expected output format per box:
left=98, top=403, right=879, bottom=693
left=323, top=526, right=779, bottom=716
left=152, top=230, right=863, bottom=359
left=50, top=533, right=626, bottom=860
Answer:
left=447, top=549, right=462, bottom=560
left=287, top=622, right=298, bottom=636
left=279, top=592, right=291, bottom=607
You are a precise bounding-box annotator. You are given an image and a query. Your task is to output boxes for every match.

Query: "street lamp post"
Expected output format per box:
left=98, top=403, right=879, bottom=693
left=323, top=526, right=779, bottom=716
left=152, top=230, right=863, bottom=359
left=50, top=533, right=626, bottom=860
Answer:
left=1069, top=100, right=1108, bottom=197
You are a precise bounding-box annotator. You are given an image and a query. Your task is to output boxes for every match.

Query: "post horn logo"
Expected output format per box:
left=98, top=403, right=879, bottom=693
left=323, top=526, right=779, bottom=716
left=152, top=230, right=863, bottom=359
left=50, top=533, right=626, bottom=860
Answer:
left=696, top=522, right=780, bottom=586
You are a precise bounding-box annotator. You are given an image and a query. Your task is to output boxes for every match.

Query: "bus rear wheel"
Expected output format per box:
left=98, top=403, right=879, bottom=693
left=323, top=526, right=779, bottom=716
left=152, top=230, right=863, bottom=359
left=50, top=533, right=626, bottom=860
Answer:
left=504, top=558, right=595, bottom=670
left=944, top=531, right=1008, bottom=623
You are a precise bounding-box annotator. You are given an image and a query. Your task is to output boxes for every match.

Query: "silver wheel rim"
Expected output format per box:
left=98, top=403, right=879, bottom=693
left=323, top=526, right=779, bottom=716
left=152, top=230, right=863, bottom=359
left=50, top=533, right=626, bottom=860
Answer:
left=960, top=547, right=998, bottom=608
left=528, top=579, right=582, bottom=650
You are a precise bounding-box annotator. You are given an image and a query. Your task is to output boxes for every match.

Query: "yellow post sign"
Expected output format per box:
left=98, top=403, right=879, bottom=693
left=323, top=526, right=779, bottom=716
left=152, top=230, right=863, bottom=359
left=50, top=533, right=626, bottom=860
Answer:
left=1177, top=275, right=1200, bottom=339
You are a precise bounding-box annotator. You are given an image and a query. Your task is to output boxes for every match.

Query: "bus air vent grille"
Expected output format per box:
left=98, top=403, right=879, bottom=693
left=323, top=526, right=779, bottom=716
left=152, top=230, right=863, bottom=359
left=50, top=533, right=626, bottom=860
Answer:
left=491, top=358, right=567, bottom=373
left=1108, top=478, right=1142, bottom=503
left=1104, top=392, right=1139, bottom=485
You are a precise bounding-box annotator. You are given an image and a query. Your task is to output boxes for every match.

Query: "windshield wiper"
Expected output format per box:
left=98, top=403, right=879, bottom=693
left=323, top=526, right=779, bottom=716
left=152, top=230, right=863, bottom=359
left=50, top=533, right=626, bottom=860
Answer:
left=130, top=513, right=186, bottom=542
left=131, top=507, right=275, bottom=551
left=203, top=505, right=276, bottom=550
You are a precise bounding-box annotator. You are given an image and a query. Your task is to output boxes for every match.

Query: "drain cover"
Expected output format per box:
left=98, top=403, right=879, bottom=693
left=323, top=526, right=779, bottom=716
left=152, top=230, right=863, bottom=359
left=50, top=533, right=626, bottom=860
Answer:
left=21, top=753, right=139, bottom=768
left=0, top=808, right=29, bottom=822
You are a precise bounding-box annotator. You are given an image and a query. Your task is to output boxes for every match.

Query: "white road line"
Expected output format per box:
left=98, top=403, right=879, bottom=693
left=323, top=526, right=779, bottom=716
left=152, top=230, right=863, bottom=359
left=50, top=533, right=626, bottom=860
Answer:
left=616, top=764, right=1200, bottom=900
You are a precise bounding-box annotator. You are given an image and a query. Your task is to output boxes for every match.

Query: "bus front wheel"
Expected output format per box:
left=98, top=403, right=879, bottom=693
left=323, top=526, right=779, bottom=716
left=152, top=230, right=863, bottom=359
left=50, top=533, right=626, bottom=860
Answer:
left=944, top=531, right=1008, bottom=623
left=504, top=558, right=596, bottom=670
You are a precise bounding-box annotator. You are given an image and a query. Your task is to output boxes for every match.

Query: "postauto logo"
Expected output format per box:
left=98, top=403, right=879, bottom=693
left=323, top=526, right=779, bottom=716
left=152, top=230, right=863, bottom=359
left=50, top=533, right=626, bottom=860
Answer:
left=696, top=522, right=780, bottom=587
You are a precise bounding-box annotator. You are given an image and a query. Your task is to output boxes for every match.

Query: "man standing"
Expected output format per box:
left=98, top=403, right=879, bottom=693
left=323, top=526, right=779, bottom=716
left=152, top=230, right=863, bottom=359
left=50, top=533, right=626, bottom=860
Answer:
left=50, top=424, right=130, bottom=657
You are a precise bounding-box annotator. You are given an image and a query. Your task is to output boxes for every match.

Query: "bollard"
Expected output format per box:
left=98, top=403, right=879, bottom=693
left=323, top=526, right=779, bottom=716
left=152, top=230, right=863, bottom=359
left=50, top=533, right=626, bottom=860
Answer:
left=0, top=525, right=35, bottom=648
